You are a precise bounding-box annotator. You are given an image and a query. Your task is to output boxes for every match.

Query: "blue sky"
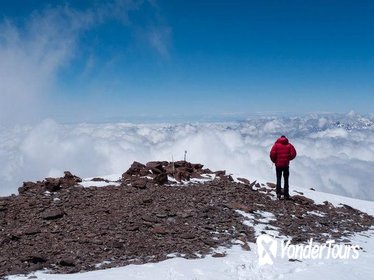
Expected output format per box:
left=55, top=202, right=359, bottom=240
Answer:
left=0, top=0, right=373, bottom=123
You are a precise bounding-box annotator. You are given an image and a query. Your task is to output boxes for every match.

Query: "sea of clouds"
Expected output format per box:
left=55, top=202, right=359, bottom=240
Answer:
left=1, top=113, right=373, bottom=201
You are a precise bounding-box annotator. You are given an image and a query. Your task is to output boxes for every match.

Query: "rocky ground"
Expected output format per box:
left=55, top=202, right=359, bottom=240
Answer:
left=0, top=161, right=373, bottom=277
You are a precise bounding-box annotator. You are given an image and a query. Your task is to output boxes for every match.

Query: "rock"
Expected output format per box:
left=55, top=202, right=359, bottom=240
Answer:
left=0, top=200, right=8, bottom=207
left=241, top=242, right=251, bottom=251
left=156, top=213, right=168, bottom=218
left=109, top=241, right=124, bottom=249
left=180, top=233, right=195, bottom=239
left=293, top=195, right=314, bottom=205
left=212, top=252, right=226, bottom=258
left=248, top=180, right=257, bottom=189
left=61, top=171, right=82, bottom=186
left=41, top=209, right=64, bottom=220
left=23, top=254, right=47, bottom=264
left=152, top=226, right=169, bottom=235
left=266, top=182, right=276, bottom=188
left=44, top=177, right=61, bottom=192
left=60, top=258, right=76, bottom=267
left=132, top=179, right=147, bottom=189
left=24, top=227, right=41, bottom=235
left=201, top=168, right=213, bottom=174
left=18, top=181, right=42, bottom=194
left=190, top=172, right=204, bottom=179
left=340, top=203, right=355, bottom=211
left=91, top=177, right=107, bottom=182
left=153, top=173, right=168, bottom=185
left=238, top=178, right=250, bottom=185
left=230, top=202, right=254, bottom=213
left=124, top=161, right=147, bottom=177
left=174, top=170, right=190, bottom=182
left=146, top=161, right=165, bottom=170
left=142, top=198, right=153, bottom=204
left=146, top=161, right=162, bottom=169
left=191, top=163, right=204, bottom=170
left=214, top=170, right=226, bottom=177
left=142, top=215, right=158, bottom=223
left=127, top=225, right=140, bottom=231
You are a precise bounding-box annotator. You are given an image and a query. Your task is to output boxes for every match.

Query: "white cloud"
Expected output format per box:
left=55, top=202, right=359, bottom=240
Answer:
left=1, top=114, right=373, bottom=202
left=0, top=0, right=171, bottom=125
left=0, top=6, right=96, bottom=124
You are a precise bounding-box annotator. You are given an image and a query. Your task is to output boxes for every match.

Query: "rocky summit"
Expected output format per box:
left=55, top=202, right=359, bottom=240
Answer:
left=0, top=161, right=373, bottom=277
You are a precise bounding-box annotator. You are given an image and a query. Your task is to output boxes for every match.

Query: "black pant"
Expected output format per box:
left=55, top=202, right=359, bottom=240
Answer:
left=276, top=166, right=289, bottom=197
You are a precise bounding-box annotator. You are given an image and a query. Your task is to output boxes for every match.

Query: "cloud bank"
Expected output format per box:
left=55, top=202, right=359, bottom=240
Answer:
left=1, top=113, right=373, bottom=201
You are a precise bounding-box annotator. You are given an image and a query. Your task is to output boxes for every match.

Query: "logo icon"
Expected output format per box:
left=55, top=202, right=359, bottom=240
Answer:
left=256, top=234, right=277, bottom=265
left=256, top=234, right=360, bottom=265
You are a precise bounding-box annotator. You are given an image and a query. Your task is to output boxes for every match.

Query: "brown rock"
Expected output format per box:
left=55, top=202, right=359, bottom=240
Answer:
left=41, top=209, right=64, bottom=220
left=293, top=195, right=314, bottom=205
left=214, top=170, right=226, bottom=177
left=180, top=233, right=195, bottom=239
left=238, top=178, right=250, bottom=185
left=152, top=226, right=169, bottom=235
left=231, top=203, right=254, bottom=213
left=18, top=181, right=41, bottom=194
left=124, top=161, right=146, bottom=176
left=132, top=179, right=147, bottom=189
left=44, top=177, right=61, bottom=192
left=60, top=258, right=76, bottom=267
left=24, top=227, right=41, bottom=235
left=153, top=173, right=168, bottom=185
left=212, top=252, right=226, bottom=258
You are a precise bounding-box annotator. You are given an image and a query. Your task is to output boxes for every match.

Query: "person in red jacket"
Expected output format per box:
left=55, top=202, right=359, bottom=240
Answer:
left=270, top=135, right=297, bottom=200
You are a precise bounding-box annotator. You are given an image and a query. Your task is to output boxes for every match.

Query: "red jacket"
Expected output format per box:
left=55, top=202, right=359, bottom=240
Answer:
left=270, top=136, right=297, bottom=167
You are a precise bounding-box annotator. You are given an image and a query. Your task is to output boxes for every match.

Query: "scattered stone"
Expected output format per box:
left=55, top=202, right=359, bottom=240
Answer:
left=212, top=252, right=226, bottom=258
left=60, top=258, right=75, bottom=267
left=24, top=227, right=41, bottom=235
left=152, top=226, right=169, bottom=235
left=292, top=195, right=314, bottom=205
left=23, top=255, right=47, bottom=264
left=180, top=233, right=195, bottom=239
left=91, top=177, right=107, bottom=182
left=44, top=178, right=61, bottom=192
left=237, top=178, right=250, bottom=185
left=230, top=202, right=254, bottom=213
left=214, top=170, right=226, bottom=177
left=40, top=209, right=64, bottom=220
left=153, top=173, right=168, bottom=185
left=241, top=243, right=251, bottom=251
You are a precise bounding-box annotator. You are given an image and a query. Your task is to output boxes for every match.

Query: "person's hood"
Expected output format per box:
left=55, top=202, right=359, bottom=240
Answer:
left=276, top=136, right=289, bottom=145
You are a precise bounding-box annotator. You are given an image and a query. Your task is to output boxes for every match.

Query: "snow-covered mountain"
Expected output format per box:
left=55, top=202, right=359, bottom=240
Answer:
left=7, top=174, right=374, bottom=280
